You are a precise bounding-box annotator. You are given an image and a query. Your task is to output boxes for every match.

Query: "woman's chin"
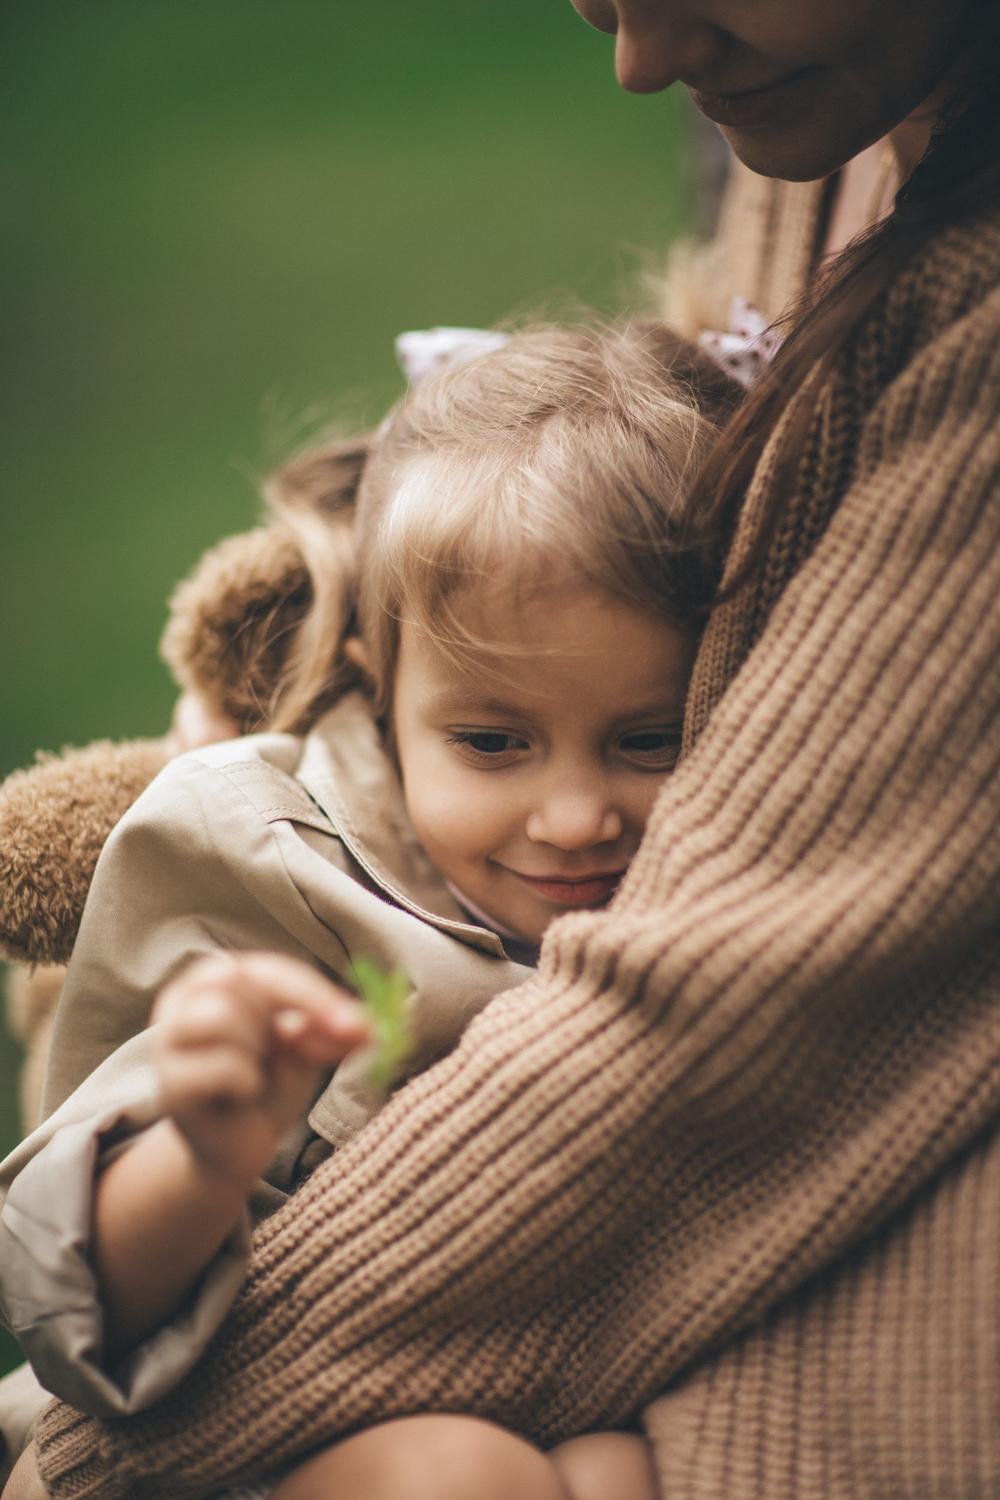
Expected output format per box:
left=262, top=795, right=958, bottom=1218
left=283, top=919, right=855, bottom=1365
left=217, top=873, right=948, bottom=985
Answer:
left=719, top=126, right=854, bottom=183
left=713, top=102, right=889, bottom=184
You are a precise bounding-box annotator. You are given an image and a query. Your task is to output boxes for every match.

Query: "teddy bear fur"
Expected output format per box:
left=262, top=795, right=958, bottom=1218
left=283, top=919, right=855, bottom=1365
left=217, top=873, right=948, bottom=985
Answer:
left=1, top=522, right=313, bottom=1130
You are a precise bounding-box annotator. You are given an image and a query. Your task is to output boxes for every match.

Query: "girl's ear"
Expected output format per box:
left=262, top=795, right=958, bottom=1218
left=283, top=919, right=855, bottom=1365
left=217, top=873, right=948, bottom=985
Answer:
left=342, top=635, right=374, bottom=683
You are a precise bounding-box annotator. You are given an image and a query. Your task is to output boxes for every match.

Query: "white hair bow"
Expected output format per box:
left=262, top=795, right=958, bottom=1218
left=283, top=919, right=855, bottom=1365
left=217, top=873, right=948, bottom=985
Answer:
left=698, top=297, right=783, bottom=390
left=395, top=326, right=511, bottom=385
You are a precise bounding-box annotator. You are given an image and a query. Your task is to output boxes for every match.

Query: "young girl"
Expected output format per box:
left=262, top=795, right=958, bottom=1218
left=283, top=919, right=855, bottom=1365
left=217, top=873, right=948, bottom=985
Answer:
left=0, top=320, right=739, bottom=1500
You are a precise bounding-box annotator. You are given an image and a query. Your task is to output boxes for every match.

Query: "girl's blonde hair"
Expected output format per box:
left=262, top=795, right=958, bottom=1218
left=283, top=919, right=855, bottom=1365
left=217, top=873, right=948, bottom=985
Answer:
left=265, top=319, right=740, bottom=729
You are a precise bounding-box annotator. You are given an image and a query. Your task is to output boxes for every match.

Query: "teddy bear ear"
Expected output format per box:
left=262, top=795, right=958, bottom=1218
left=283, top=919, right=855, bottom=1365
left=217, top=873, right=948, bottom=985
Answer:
left=0, top=522, right=317, bottom=968
left=160, top=523, right=312, bottom=734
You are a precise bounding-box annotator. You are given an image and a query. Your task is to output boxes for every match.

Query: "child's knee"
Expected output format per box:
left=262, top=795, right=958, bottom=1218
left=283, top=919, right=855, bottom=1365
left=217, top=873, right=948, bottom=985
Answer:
left=550, top=1431, right=660, bottom=1500
left=272, top=1414, right=568, bottom=1500
left=0, top=1444, right=49, bottom=1500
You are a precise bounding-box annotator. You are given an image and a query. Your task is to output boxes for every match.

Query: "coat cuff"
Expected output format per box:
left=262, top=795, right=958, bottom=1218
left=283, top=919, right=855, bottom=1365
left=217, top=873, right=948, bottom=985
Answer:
left=0, top=1099, right=250, bottom=1418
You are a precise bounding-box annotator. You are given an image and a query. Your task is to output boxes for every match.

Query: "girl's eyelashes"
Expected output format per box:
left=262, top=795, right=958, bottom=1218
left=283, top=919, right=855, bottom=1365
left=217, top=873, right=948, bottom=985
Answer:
left=618, top=727, right=683, bottom=766
left=445, top=730, right=529, bottom=763
left=444, top=727, right=683, bottom=769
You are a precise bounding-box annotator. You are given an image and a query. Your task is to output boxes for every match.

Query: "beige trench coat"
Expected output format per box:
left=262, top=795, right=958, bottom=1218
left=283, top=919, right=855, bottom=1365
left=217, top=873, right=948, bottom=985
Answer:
left=0, top=692, right=533, bottom=1458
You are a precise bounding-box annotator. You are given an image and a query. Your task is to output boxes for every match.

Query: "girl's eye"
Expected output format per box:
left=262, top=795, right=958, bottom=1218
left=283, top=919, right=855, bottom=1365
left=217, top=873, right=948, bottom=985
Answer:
left=446, top=731, right=528, bottom=762
left=619, top=728, right=682, bottom=767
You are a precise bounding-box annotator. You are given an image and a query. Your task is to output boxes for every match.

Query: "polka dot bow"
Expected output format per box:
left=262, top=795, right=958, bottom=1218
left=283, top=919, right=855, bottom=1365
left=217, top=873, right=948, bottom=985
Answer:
left=395, top=326, right=511, bottom=386
left=698, top=297, right=783, bottom=390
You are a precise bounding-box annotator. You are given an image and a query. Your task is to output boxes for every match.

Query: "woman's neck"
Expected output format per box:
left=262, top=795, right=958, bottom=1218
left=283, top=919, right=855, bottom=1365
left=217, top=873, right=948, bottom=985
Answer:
left=889, top=85, right=947, bottom=180
left=823, top=89, right=948, bottom=264
left=822, top=142, right=899, bottom=263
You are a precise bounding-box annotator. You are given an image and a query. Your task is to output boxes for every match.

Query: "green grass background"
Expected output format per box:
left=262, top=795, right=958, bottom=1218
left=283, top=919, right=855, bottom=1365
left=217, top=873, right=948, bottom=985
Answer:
left=0, top=1, right=692, bottom=1381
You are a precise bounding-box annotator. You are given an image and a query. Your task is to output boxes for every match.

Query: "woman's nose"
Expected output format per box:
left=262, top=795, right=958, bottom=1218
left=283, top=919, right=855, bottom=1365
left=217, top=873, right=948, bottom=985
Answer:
left=525, top=782, right=624, bottom=850
left=611, top=3, right=722, bottom=94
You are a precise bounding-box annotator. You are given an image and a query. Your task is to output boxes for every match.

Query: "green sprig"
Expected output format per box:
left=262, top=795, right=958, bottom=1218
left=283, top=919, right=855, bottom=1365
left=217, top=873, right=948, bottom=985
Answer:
left=349, top=958, right=413, bottom=1088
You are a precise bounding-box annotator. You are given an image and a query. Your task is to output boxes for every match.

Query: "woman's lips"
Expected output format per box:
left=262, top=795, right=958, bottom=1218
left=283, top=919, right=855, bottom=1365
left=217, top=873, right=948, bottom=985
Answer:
left=689, top=69, right=812, bottom=129
left=508, top=869, right=626, bottom=906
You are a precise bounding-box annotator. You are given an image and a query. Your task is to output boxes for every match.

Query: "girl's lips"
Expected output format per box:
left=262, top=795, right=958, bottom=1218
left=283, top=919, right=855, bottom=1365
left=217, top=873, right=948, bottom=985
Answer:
left=509, top=870, right=626, bottom=907
left=689, top=69, right=813, bottom=129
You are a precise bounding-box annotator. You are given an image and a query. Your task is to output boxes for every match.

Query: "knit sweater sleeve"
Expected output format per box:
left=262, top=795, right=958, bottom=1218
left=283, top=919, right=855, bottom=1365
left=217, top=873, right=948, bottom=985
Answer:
left=35, top=292, right=1000, bottom=1499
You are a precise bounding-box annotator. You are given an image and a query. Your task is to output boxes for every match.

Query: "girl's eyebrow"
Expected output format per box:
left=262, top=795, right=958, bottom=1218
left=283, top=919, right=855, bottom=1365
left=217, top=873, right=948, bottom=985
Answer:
left=426, top=687, right=688, bottom=721
left=425, top=688, right=532, bottom=718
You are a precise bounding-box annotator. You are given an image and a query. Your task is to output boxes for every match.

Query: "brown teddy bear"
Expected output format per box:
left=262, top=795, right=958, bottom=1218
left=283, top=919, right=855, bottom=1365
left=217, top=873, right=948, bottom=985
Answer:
left=0, top=521, right=318, bottom=1131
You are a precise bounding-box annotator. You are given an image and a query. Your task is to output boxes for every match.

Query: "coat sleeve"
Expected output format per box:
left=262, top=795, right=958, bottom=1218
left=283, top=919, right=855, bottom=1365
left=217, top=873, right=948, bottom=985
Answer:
left=0, top=1035, right=252, bottom=1423
left=0, top=752, right=339, bottom=1425
left=34, top=297, right=1000, bottom=1500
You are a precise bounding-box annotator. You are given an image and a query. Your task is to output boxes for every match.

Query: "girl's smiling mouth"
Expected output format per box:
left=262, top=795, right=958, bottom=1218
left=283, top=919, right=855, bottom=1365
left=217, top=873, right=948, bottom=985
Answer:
left=504, top=868, right=627, bottom=906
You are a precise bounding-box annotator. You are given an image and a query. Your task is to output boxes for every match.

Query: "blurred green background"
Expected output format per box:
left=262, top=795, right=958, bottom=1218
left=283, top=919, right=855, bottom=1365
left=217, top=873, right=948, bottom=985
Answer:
left=0, top=1, right=692, bottom=1381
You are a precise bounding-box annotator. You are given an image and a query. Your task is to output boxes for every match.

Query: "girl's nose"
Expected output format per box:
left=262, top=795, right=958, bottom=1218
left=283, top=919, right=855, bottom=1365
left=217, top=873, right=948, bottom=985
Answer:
left=612, top=3, right=722, bottom=94
left=525, top=783, right=624, bottom=850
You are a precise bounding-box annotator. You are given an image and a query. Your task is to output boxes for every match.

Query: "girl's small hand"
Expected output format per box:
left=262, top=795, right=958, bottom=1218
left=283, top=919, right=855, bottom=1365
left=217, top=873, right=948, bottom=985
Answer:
left=151, top=952, right=369, bottom=1188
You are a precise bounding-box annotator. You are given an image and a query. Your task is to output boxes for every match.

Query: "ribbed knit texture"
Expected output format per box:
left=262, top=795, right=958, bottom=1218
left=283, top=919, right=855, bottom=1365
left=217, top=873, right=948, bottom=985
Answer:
left=710, top=161, right=826, bottom=323
left=645, top=1120, right=1000, bottom=1496
left=34, top=203, right=1000, bottom=1498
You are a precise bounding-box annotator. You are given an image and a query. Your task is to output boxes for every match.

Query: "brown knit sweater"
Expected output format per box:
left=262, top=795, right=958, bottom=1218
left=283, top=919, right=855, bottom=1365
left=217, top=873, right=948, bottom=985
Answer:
left=34, top=180, right=1000, bottom=1498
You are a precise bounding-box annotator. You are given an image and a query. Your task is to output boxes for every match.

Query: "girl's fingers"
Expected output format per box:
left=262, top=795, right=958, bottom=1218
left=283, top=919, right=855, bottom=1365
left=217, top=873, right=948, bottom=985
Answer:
left=230, top=952, right=368, bottom=1040
left=154, top=952, right=370, bottom=1068
left=273, top=1009, right=308, bottom=1040
left=156, top=990, right=269, bottom=1057
left=158, top=1046, right=264, bottom=1108
left=272, top=1007, right=363, bottom=1065
left=210, top=953, right=371, bottom=1056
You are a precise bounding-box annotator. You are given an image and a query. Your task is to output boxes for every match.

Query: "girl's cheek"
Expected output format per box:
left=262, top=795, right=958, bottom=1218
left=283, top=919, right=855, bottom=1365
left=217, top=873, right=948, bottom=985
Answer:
left=406, top=767, right=491, bottom=857
left=630, top=774, right=673, bottom=836
left=440, top=784, right=509, bottom=854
